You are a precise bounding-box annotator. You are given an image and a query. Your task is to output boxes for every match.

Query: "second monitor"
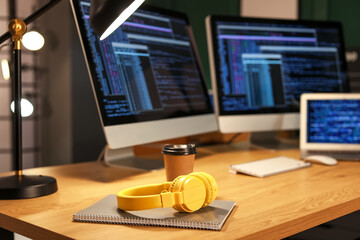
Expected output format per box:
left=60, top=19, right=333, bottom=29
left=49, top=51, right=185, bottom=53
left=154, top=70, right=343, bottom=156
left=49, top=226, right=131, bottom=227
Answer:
left=206, top=16, right=349, bottom=137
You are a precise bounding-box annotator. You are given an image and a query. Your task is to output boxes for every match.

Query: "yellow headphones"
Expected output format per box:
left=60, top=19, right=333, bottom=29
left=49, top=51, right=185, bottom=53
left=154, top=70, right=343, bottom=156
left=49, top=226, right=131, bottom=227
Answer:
left=117, top=172, right=218, bottom=212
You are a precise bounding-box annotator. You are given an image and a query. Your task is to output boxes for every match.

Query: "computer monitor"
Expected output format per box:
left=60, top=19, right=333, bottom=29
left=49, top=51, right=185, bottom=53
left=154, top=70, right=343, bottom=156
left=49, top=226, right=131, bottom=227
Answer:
left=206, top=16, right=349, bottom=147
left=70, top=0, right=217, bottom=169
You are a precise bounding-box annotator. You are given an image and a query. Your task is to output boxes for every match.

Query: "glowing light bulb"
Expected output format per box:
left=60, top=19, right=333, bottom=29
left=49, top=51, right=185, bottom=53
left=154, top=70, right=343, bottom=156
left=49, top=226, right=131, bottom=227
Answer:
left=10, top=99, right=34, bottom=117
left=1, top=59, right=10, bottom=80
left=22, top=31, right=45, bottom=51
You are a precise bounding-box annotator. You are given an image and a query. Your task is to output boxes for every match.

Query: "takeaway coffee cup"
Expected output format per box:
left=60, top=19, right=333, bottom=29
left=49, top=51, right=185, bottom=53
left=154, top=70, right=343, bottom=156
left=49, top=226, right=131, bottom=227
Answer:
left=162, top=144, right=196, bottom=181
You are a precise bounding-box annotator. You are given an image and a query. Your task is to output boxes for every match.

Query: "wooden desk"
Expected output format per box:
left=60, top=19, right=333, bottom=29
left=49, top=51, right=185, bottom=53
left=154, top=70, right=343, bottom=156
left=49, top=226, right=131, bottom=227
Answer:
left=0, top=147, right=359, bottom=240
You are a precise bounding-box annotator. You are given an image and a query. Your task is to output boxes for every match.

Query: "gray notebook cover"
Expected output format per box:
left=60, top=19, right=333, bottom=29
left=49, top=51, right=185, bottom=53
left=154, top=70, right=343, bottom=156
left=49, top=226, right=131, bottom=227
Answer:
left=73, top=194, right=235, bottom=231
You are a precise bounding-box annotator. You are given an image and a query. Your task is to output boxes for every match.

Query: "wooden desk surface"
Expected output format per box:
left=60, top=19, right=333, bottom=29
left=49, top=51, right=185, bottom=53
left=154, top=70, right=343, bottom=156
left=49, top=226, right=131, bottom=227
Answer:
left=0, top=147, right=359, bottom=240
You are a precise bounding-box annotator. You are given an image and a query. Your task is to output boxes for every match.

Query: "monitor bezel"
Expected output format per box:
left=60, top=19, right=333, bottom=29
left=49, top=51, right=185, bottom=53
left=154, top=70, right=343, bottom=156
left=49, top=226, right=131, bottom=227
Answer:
left=71, top=1, right=217, bottom=149
left=206, top=15, right=349, bottom=133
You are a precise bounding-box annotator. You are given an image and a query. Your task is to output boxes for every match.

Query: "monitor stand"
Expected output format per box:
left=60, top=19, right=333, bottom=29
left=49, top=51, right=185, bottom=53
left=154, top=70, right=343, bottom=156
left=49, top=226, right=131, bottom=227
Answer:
left=250, top=131, right=299, bottom=150
left=98, top=145, right=165, bottom=171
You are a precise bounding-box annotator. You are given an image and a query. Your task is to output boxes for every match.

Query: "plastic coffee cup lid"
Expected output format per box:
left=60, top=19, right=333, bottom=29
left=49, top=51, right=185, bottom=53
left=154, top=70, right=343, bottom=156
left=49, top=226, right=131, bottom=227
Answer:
left=162, top=143, right=196, bottom=155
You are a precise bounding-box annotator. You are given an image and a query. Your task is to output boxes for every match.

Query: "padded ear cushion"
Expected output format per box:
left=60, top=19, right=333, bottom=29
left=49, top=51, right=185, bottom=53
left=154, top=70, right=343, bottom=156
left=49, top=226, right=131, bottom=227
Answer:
left=189, top=172, right=218, bottom=207
left=168, top=175, right=185, bottom=212
left=169, top=174, right=206, bottom=212
left=169, top=175, right=182, bottom=193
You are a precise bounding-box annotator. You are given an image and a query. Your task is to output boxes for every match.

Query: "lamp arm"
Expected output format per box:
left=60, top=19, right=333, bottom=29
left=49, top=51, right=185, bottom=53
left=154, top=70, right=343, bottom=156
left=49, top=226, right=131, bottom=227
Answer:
left=0, top=0, right=62, bottom=44
left=0, top=31, right=11, bottom=45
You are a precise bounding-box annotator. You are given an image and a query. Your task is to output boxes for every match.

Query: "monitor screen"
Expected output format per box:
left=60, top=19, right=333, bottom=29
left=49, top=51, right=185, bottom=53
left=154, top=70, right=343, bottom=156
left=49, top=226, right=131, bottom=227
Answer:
left=71, top=1, right=216, bottom=150
left=307, top=99, right=360, bottom=144
left=206, top=16, right=349, bottom=133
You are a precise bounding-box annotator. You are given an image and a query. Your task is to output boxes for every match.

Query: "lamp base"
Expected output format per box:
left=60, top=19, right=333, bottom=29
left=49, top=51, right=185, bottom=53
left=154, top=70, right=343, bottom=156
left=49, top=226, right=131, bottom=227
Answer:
left=0, top=175, right=58, bottom=199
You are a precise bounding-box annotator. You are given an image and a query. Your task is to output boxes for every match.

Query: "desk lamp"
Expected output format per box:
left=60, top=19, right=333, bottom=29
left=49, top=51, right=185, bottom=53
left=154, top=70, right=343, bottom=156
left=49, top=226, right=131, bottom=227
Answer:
left=0, top=0, right=145, bottom=199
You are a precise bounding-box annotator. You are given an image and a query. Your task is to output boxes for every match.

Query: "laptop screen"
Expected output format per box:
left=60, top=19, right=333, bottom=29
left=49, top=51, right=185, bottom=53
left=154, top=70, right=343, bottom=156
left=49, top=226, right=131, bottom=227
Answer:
left=307, top=99, right=360, bottom=144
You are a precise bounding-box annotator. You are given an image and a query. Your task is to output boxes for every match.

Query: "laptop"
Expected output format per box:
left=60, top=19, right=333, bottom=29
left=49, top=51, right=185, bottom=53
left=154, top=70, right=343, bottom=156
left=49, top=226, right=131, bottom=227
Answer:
left=300, top=93, right=360, bottom=160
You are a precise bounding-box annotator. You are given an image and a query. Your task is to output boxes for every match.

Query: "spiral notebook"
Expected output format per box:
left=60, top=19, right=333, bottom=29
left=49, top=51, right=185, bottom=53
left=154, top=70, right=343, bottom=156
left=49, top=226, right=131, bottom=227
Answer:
left=73, top=195, right=235, bottom=231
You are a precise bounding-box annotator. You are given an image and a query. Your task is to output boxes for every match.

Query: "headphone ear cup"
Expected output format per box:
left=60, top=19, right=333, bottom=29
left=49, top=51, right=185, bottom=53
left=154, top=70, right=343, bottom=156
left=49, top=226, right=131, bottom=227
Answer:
left=169, top=174, right=206, bottom=212
left=169, top=175, right=184, bottom=212
left=189, top=172, right=218, bottom=207
left=169, top=175, right=181, bottom=192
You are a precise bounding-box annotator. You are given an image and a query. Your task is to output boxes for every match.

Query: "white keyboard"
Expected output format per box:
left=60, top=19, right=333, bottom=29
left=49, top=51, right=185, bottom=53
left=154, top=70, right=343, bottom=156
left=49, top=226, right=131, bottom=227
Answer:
left=229, top=156, right=312, bottom=178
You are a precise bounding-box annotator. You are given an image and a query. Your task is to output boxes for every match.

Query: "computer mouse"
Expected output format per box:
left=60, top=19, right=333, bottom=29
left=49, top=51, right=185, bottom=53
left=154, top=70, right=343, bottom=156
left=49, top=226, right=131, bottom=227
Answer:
left=303, top=155, right=338, bottom=166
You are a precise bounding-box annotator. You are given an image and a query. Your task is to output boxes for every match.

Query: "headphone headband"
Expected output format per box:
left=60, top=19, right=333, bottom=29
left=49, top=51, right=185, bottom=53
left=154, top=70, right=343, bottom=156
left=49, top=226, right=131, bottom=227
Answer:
left=117, top=182, right=175, bottom=210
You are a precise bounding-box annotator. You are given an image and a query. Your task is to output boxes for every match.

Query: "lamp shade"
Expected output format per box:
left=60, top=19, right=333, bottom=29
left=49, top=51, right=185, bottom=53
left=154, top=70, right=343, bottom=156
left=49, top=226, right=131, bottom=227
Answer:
left=90, top=0, right=145, bottom=41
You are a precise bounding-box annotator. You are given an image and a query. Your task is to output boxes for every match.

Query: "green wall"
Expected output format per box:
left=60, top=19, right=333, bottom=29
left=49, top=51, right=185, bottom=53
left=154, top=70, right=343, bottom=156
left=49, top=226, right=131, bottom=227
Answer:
left=300, top=0, right=360, bottom=48
left=147, top=0, right=240, bottom=88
